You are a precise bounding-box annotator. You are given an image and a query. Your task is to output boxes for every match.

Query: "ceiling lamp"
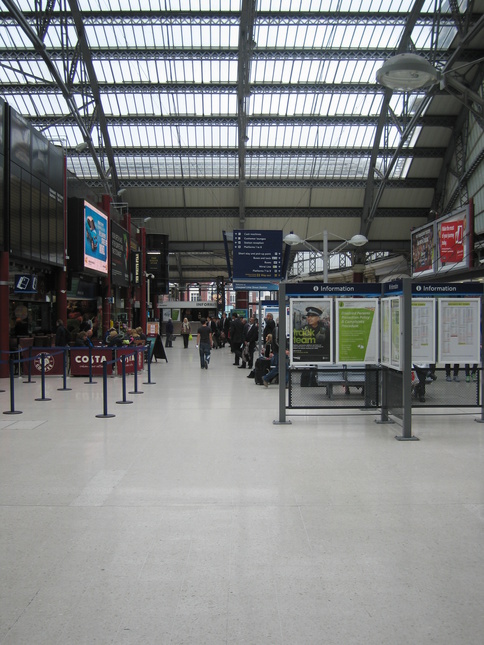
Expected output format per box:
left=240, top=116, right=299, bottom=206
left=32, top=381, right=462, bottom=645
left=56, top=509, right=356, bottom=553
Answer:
left=376, top=53, right=440, bottom=91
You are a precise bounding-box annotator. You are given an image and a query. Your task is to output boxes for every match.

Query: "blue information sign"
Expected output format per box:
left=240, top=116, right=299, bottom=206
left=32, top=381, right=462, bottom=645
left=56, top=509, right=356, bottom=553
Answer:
left=233, top=230, right=283, bottom=280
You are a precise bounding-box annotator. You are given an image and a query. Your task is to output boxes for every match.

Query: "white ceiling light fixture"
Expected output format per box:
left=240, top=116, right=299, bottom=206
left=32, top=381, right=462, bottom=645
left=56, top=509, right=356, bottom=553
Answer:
left=74, top=141, right=89, bottom=153
left=283, top=231, right=368, bottom=282
left=376, top=53, right=484, bottom=124
left=376, top=53, right=440, bottom=91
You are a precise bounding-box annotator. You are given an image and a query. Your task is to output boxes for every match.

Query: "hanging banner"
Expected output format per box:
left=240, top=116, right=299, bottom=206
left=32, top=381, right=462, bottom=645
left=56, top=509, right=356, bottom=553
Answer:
left=336, top=298, right=378, bottom=363
left=290, top=299, right=332, bottom=365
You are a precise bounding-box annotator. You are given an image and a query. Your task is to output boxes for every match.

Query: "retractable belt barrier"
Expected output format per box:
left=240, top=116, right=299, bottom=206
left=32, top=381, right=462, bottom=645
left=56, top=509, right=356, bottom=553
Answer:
left=1, top=345, right=150, bottom=419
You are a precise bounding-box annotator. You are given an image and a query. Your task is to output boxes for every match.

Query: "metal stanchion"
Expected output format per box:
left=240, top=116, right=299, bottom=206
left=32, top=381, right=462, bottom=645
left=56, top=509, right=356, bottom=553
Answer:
left=129, top=349, right=143, bottom=395
left=143, top=347, right=155, bottom=385
left=116, top=355, right=133, bottom=405
left=58, top=347, right=72, bottom=391
left=34, top=353, right=51, bottom=401
left=96, top=361, right=115, bottom=418
left=3, top=355, right=22, bottom=415
left=22, top=346, right=36, bottom=384
left=84, top=346, right=97, bottom=384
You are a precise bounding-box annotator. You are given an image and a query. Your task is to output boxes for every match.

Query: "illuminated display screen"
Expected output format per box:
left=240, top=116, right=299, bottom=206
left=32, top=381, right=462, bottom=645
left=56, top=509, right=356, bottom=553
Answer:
left=83, top=201, right=108, bottom=275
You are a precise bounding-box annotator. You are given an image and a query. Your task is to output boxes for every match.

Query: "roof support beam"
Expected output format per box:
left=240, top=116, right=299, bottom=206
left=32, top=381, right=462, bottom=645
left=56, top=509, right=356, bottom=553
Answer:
left=1, top=0, right=113, bottom=194
left=237, top=0, right=256, bottom=229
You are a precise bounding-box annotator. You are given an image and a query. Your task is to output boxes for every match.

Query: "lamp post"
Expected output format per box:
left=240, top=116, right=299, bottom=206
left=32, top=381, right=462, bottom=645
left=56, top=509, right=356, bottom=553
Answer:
left=283, top=231, right=368, bottom=282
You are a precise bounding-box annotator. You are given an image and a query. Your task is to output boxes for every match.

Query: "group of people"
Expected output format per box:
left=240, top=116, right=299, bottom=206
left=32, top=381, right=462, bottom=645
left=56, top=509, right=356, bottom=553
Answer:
left=54, top=318, right=147, bottom=349
left=228, top=311, right=285, bottom=387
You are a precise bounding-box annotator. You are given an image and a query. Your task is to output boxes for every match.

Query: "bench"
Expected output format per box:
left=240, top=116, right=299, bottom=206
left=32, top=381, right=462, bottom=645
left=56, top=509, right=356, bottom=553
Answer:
left=301, top=365, right=367, bottom=399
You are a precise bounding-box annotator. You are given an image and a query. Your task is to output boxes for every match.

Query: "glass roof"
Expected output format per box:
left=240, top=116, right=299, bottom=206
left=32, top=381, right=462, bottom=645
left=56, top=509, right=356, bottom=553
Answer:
left=0, top=0, right=466, bottom=185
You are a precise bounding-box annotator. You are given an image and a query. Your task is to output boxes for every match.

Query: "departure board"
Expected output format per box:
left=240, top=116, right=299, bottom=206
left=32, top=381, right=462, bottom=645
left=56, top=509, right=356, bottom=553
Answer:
left=232, top=230, right=283, bottom=280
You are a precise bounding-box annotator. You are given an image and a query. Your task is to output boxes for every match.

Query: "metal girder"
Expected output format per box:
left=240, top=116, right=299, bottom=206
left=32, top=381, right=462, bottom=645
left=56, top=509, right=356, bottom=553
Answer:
left=0, top=80, right=382, bottom=95
left=127, top=206, right=430, bottom=220
left=2, top=9, right=463, bottom=27
left=74, top=146, right=444, bottom=160
left=237, top=0, right=256, bottom=229
left=67, top=0, right=119, bottom=192
left=83, top=176, right=437, bottom=189
left=362, top=5, right=484, bottom=238
left=0, top=0, right=114, bottom=194
left=28, top=114, right=457, bottom=128
left=2, top=47, right=470, bottom=63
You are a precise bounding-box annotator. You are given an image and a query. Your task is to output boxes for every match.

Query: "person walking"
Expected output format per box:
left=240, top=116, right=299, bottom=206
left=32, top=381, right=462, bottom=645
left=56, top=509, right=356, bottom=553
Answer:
left=165, top=318, right=174, bottom=347
left=196, top=318, right=212, bottom=369
left=181, top=317, right=191, bottom=349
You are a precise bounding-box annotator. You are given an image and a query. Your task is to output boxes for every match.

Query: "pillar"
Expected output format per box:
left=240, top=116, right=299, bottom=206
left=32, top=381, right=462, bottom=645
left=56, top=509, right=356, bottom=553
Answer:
left=0, top=252, right=9, bottom=378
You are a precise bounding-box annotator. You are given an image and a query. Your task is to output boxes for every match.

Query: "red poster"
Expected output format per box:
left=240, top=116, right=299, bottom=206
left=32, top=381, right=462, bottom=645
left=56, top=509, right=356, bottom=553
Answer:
left=440, top=220, right=464, bottom=264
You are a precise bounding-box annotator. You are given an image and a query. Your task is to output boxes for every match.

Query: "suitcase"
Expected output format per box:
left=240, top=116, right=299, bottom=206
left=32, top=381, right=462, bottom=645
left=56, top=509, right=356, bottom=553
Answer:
left=254, top=357, right=271, bottom=385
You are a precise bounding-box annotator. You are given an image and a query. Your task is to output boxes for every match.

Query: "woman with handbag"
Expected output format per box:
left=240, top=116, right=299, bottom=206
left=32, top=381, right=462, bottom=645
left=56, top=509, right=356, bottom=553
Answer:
left=181, top=317, right=191, bottom=349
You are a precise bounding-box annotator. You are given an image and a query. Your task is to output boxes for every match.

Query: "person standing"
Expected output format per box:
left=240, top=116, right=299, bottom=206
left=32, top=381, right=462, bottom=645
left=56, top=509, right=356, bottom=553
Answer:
left=55, top=319, right=68, bottom=346
left=230, top=312, right=245, bottom=366
left=445, top=363, right=460, bottom=382
left=181, top=317, right=191, bottom=349
left=240, top=316, right=258, bottom=369
left=221, top=312, right=230, bottom=347
left=196, top=318, right=212, bottom=369
left=165, top=318, right=174, bottom=347
left=263, top=312, right=275, bottom=343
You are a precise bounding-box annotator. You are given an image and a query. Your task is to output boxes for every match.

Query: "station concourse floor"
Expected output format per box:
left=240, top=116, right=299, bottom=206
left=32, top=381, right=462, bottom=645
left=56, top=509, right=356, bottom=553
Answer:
left=1, top=339, right=484, bottom=645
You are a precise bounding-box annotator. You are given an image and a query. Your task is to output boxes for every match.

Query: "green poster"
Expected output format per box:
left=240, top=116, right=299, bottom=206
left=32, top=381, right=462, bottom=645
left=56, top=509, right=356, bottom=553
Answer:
left=337, top=300, right=377, bottom=362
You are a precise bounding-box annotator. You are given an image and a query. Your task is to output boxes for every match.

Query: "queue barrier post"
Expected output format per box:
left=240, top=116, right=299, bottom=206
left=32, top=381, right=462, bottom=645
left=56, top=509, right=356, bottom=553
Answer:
left=23, top=347, right=36, bottom=384
left=96, top=361, right=115, bottom=419
left=3, top=354, right=22, bottom=415
left=129, top=348, right=143, bottom=395
left=84, top=346, right=97, bottom=385
left=143, top=346, right=155, bottom=385
left=58, top=347, right=72, bottom=391
left=34, top=353, right=51, bottom=402
left=116, top=354, right=133, bottom=405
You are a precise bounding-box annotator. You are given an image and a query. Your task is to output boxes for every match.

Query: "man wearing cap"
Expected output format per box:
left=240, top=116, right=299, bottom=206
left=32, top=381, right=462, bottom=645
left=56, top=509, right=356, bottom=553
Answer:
left=304, top=306, right=328, bottom=343
left=293, top=304, right=330, bottom=362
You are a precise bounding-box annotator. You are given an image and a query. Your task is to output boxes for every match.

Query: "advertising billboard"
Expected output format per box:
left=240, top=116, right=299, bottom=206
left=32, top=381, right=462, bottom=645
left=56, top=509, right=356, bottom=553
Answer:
left=290, top=298, right=332, bottom=365
left=411, top=223, right=434, bottom=277
left=436, top=205, right=471, bottom=274
left=411, top=204, right=472, bottom=277
left=83, top=201, right=108, bottom=275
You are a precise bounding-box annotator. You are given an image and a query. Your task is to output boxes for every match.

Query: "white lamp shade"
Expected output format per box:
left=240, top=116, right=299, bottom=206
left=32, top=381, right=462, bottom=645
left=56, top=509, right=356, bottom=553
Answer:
left=376, top=53, right=440, bottom=91
left=283, top=232, right=303, bottom=245
left=348, top=234, right=368, bottom=247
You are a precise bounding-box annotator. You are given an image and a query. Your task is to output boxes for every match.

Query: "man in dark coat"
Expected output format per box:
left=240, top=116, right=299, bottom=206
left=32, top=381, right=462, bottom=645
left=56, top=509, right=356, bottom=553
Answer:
left=55, top=319, right=68, bottom=346
left=229, top=313, right=245, bottom=366
left=263, top=312, right=276, bottom=343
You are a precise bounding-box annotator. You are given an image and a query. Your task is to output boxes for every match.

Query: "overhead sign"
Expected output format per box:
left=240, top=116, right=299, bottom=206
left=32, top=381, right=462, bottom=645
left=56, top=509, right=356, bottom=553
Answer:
left=232, top=230, right=283, bottom=280
left=232, top=281, right=279, bottom=291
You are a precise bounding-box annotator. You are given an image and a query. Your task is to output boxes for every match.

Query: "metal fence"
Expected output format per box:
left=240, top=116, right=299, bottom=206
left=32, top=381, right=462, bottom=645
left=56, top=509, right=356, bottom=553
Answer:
left=288, top=366, right=481, bottom=411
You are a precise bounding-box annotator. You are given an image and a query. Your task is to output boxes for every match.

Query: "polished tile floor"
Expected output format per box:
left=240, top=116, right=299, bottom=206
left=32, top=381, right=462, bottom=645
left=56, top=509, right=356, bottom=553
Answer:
left=1, top=340, right=484, bottom=644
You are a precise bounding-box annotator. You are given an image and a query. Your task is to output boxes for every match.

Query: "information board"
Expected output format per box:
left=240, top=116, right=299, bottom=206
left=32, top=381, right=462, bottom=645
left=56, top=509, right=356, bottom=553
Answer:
left=412, top=298, right=436, bottom=363
left=336, top=298, right=379, bottom=363
left=438, top=298, right=481, bottom=364
left=233, top=230, right=283, bottom=280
